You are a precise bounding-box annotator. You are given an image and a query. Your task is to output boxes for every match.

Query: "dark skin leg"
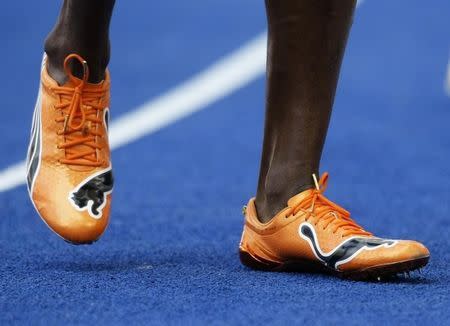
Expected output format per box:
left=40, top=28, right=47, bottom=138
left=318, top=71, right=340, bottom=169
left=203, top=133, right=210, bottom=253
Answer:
left=255, top=0, right=357, bottom=222
left=44, top=0, right=115, bottom=84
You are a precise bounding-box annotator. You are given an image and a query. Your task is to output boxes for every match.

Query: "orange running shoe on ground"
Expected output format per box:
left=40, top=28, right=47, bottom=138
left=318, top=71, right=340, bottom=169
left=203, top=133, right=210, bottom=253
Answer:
left=26, top=54, right=113, bottom=244
left=239, top=173, right=430, bottom=280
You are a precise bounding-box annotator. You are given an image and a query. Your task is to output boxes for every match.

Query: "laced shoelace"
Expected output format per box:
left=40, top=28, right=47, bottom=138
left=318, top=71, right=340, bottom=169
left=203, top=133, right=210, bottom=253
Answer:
left=287, top=173, right=372, bottom=237
left=51, top=54, right=107, bottom=167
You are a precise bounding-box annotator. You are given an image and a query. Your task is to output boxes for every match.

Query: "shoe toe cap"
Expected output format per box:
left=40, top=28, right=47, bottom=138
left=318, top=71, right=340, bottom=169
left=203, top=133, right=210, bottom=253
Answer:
left=39, top=208, right=110, bottom=244
left=367, top=239, right=430, bottom=265
left=397, top=239, right=430, bottom=260
left=32, top=192, right=111, bottom=244
left=55, top=216, right=109, bottom=244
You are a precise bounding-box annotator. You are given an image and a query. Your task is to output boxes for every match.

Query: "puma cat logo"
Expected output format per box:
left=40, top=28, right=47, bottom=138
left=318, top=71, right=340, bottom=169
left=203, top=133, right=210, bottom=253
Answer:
left=69, top=167, right=113, bottom=219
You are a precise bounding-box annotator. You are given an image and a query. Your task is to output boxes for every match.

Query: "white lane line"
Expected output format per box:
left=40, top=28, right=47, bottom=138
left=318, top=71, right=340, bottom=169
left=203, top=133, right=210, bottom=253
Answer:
left=0, top=0, right=366, bottom=193
left=0, top=33, right=268, bottom=192
left=109, top=33, right=267, bottom=149
left=0, top=162, right=28, bottom=193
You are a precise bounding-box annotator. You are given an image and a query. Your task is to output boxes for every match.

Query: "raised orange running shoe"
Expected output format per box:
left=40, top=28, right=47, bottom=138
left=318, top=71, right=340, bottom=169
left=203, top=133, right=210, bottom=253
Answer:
left=26, top=54, right=113, bottom=244
left=239, top=173, right=430, bottom=280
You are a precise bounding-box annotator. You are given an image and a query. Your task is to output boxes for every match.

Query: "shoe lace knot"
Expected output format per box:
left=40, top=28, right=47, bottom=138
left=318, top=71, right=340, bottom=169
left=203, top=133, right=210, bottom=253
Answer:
left=291, top=172, right=371, bottom=237
left=51, top=54, right=107, bottom=167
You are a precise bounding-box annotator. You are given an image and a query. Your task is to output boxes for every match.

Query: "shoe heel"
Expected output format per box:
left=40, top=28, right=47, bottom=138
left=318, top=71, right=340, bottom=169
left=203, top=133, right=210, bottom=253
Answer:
left=239, top=248, right=284, bottom=271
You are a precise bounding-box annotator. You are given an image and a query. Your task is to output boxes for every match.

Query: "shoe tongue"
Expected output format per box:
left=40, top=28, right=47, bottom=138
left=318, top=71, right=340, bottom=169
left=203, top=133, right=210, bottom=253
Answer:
left=287, top=188, right=315, bottom=208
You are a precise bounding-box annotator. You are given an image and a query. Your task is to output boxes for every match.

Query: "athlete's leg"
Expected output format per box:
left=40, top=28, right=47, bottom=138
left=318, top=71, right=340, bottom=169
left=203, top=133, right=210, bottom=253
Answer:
left=240, top=0, right=430, bottom=279
left=255, top=0, right=356, bottom=222
left=44, top=0, right=115, bottom=84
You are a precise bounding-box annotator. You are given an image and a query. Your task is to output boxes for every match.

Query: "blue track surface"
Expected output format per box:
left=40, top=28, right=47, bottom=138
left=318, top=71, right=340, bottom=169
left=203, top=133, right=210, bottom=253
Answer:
left=1, top=1, right=450, bottom=324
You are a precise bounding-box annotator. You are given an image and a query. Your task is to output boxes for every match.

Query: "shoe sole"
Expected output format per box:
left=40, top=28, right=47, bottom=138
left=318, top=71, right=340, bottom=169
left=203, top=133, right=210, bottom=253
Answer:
left=239, top=248, right=429, bottom=281
left=64, top=239, right=97, bottom=246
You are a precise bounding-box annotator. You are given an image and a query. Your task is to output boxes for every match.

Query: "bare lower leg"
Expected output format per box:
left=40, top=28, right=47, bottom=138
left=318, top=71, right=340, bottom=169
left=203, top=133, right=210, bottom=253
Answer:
left=44, top=0, right=115, bottom=84
left=255, top=0, right=356, bottom=222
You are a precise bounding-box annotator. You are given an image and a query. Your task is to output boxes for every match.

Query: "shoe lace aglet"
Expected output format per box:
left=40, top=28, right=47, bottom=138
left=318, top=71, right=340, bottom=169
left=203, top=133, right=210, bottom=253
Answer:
left=312, top=173, right=320, bottom=191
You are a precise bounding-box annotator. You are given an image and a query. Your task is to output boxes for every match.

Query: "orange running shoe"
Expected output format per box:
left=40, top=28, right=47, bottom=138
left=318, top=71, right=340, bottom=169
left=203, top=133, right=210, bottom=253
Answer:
left=26, top=54, right=113, bottom=244
left=239, top=173, right=430, bottom=280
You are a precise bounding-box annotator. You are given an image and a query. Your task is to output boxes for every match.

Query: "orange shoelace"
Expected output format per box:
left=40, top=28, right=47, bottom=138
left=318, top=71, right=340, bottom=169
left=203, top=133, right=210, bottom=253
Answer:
left=51, top=54, right=107, bottom=167
left=289, top=173, right=371, bottom=237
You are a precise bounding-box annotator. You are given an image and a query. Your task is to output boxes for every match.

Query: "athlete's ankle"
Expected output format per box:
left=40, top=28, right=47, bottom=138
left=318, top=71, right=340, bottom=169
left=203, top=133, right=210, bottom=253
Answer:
left=254, top=196, right=283, bottom=223
left=255, top=164, right=317, bottom=222
left=44, top=34, right=110, bottom=85
left=255, top=183, right=314, bottom=223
